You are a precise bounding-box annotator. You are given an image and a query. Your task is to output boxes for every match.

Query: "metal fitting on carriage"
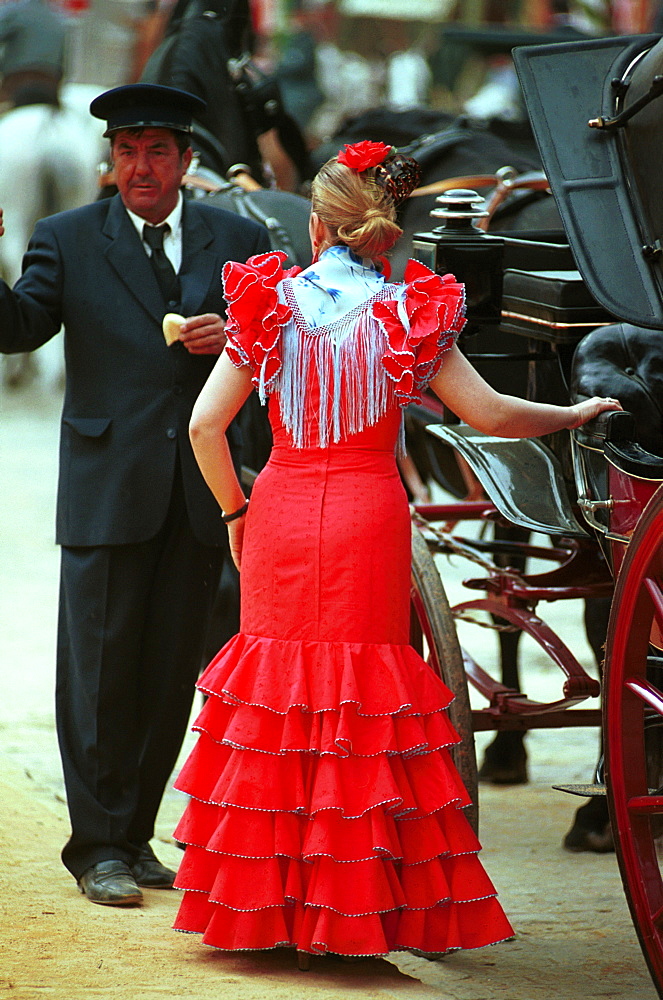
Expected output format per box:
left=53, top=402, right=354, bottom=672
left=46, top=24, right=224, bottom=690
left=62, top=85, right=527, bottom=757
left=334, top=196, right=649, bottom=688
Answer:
left=226, top=163, right=253, bottom=180
left=428, top=188, right=489, bottom=223
left=577, top=495, right=615, bottom=511
left=642, top=240, right=663, bottom=260
left=411, top=188, right=504, bottom=337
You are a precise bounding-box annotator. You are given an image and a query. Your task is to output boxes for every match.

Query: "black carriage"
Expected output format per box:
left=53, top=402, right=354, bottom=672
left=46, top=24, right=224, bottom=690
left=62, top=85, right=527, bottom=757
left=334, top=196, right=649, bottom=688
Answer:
left=406, top=31, right=663, bottom=998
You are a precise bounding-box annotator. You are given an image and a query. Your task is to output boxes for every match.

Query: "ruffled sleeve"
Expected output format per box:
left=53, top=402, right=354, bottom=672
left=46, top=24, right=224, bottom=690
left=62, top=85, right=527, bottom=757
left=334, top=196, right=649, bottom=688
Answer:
left=222, top=250, right=302, bottom=400
left=373, top=259, right=466, bottom=406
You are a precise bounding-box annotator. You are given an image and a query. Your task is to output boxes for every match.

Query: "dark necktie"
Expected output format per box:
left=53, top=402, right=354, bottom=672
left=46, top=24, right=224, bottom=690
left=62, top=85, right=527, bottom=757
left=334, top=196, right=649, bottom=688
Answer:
left=143, top=223, right=178, bottom=301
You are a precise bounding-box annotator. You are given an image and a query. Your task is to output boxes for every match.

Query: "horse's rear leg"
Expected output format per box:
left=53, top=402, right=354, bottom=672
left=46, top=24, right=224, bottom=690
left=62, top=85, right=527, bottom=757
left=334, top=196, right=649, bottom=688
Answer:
left=478, top=524, right=529, bottom=785
left=563, top=596, right=613, bottom=852
left=478, top=624, right=529, bottom=784
left=563, top=795, right=613, bottom=852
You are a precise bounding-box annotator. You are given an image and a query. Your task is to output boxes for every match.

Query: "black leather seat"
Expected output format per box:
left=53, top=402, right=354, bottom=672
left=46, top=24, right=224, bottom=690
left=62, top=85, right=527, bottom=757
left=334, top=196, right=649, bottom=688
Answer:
left=571, top=322, right=663, bottom=457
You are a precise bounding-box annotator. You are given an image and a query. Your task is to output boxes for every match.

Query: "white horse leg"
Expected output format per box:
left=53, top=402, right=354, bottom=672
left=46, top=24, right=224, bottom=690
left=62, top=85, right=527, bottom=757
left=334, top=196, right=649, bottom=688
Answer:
left=0, top=107, right=46, bottom=387
left=0, top=103, right=102, bottom=391
left=31, top=107, right=101, bottom=392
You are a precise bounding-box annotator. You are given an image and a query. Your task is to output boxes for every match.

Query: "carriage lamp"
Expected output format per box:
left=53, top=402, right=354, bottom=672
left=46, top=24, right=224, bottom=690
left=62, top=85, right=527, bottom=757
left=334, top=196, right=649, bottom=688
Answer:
left=412, top=189, right=505, bottom=337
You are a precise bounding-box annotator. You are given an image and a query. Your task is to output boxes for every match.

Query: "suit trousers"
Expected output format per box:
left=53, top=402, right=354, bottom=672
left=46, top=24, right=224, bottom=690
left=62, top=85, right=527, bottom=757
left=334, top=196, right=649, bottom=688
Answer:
left=56, top=460, right=225, bottom=880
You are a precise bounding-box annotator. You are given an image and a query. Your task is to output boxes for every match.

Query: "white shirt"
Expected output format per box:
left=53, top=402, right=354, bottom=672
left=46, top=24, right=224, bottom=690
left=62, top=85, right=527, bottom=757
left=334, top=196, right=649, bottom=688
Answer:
left=126, top=192, right=183, bottom=273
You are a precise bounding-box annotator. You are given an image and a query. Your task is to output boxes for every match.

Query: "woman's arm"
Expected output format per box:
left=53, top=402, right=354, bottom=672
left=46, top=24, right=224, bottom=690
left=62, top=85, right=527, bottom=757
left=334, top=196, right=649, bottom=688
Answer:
left=189, top=351, right=255, bottom=568
left=428, top=345, right=621, bottom=437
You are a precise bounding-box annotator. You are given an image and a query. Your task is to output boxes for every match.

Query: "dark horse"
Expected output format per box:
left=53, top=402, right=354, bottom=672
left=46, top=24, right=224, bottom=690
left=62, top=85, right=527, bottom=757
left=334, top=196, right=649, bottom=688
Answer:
left=311, top=106, right=563, bottom=281
left=139, top=0, right=313, bottom=275
left=141, top=0, right=312, bottom=189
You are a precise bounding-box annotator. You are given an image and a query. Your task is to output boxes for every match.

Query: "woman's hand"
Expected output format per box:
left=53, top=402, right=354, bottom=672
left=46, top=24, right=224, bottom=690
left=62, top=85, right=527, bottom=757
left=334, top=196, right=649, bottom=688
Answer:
left=567, top=396, right=623, bottom=430
left=227, top=516, right=246, bottom=571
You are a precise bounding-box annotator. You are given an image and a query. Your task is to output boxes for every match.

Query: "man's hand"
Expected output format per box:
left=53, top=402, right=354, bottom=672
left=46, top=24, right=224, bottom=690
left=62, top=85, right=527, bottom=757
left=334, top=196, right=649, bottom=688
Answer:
left=179, top=313, right=226, bottom=355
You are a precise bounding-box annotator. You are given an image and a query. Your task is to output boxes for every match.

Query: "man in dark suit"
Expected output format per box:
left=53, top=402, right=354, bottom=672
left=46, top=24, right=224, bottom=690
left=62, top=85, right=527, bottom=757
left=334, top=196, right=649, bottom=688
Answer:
left=0, top=83, right=271, bottom=905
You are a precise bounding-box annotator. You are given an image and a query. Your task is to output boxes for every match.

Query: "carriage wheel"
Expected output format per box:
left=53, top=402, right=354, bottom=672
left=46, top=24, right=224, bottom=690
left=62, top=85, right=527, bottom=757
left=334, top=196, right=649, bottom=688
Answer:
left=604, top=484, right=663, bottom=999
left=410, top=523, right=478, bottom=832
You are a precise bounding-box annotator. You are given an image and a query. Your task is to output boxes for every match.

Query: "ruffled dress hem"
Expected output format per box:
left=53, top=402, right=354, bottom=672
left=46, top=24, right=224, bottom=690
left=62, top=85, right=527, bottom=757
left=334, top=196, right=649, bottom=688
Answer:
left=172, top=631, right=515, bottom=956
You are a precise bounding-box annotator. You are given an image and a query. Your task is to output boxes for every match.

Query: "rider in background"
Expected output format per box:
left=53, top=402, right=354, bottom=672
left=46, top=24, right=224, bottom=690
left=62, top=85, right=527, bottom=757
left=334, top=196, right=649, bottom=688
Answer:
left=0, top=0, right=68, bottom=110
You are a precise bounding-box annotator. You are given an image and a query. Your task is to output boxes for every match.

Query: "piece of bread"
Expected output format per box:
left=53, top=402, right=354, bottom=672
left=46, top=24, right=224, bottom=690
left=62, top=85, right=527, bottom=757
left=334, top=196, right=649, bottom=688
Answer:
left=163, top=312, right=185, bottom=346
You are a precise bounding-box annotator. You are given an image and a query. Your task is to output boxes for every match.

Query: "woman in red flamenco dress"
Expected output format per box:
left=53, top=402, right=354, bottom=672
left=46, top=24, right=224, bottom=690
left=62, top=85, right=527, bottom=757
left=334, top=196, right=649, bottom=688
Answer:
left=172, top=141, right=621, bottom=964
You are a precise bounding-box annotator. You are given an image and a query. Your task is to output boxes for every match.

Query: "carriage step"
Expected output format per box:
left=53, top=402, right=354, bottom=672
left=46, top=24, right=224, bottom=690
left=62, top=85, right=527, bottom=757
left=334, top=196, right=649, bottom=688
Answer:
left=426, top=425, right=588, bottom=537
left=552, top=783, right=606, bottom=797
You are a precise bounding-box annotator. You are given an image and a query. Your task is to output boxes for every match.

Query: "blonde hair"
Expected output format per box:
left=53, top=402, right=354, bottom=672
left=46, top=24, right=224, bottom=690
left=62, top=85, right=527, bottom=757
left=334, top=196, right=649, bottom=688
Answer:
left=311, top=158, right=403, bottom=260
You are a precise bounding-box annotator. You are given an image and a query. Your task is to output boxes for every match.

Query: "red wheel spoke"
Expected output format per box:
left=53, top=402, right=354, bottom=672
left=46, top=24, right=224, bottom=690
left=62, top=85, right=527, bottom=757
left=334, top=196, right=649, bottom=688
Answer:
left=646, top=577, right=663, bottom=629
left=628, top=795, right=663, bottom=815
left=625, top=678, right=663, bottom=717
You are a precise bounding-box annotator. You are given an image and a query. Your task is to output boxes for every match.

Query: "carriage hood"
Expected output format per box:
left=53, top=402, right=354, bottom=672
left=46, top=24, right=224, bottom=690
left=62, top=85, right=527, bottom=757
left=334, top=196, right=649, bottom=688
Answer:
left=513, top=33, right=663, bottom=331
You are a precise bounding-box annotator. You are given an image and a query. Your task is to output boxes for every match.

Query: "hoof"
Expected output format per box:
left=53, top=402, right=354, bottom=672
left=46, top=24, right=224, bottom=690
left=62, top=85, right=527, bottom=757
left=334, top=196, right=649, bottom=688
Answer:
left=563, top=823, right=614, bottom=853
left=297, top=950, right=310, bottom=971
left=478, top=732, right=528, bottom=785
left=563, top=797, right=614, bottom=853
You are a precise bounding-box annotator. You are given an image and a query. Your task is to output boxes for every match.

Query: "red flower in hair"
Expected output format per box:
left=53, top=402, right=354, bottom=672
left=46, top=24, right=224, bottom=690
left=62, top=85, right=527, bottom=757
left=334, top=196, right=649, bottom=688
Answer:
left=337, top=140, right=392, bottom=171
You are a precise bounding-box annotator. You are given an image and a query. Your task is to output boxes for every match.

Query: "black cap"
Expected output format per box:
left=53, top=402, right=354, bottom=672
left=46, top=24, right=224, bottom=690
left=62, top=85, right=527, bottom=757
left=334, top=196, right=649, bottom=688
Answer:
left=90, top=83, right=207, bottom=138
left=513, top=34, right=663, bottom=331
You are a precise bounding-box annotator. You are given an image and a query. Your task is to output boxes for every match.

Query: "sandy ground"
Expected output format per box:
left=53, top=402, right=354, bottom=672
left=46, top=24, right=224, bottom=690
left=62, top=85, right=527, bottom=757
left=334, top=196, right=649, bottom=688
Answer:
left=0, top=380, right=658, bottom=999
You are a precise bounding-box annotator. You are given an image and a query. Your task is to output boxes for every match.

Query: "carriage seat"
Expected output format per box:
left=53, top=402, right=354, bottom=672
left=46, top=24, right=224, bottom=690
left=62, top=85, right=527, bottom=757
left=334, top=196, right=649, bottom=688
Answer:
left=570, top=322, right=663, bottom=458
left=569, top=320, right=663, bottom=536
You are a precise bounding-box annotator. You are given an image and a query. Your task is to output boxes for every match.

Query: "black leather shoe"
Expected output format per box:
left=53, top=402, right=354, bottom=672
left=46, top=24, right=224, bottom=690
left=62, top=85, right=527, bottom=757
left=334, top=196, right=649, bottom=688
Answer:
left=78, top=860, right=143, bottom=906
left=130, top=844, right=177, bottom=889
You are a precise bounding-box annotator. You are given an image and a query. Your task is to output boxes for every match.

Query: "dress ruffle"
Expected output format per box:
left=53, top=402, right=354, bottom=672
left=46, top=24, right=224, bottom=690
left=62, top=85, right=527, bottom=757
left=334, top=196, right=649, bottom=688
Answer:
left=223, top=252, right=465, bottom=410
left=173, top=634, right=514, bottom=957
left=375, top=260, right=466, bottom=405
left=222, top=250, right=301, bottom=399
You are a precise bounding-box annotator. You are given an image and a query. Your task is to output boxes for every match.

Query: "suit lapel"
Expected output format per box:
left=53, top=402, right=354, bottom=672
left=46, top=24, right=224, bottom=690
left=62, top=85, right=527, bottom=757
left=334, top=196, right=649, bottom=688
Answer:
left=179, top=200, right=218, bottom=317
left=103, top=195, right=165, bottom=324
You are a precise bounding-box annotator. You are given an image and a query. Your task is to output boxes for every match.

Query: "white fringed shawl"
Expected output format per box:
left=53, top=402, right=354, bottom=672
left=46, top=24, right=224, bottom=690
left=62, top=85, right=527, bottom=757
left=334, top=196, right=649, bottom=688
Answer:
left=276, top=277, right=404, bottom=450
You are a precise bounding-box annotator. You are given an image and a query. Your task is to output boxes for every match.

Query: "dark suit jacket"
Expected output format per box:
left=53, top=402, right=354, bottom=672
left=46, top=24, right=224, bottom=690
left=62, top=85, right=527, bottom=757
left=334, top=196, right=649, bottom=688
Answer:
left=0, top=193, right=270, bottom=546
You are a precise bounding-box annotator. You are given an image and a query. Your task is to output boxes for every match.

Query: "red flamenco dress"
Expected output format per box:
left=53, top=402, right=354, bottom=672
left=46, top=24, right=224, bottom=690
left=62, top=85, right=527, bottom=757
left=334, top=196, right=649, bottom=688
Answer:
left=173, top=247, right=514, bottom=958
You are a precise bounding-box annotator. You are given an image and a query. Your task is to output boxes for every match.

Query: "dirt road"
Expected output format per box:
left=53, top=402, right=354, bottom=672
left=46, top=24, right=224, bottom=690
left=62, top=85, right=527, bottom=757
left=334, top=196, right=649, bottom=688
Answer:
left=0, top=382, right=657, bottom=999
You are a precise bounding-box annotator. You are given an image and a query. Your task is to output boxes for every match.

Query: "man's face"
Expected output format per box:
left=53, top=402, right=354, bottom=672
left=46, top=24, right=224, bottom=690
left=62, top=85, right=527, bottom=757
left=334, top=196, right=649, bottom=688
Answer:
left=111, top=128, right=192, bottom=224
